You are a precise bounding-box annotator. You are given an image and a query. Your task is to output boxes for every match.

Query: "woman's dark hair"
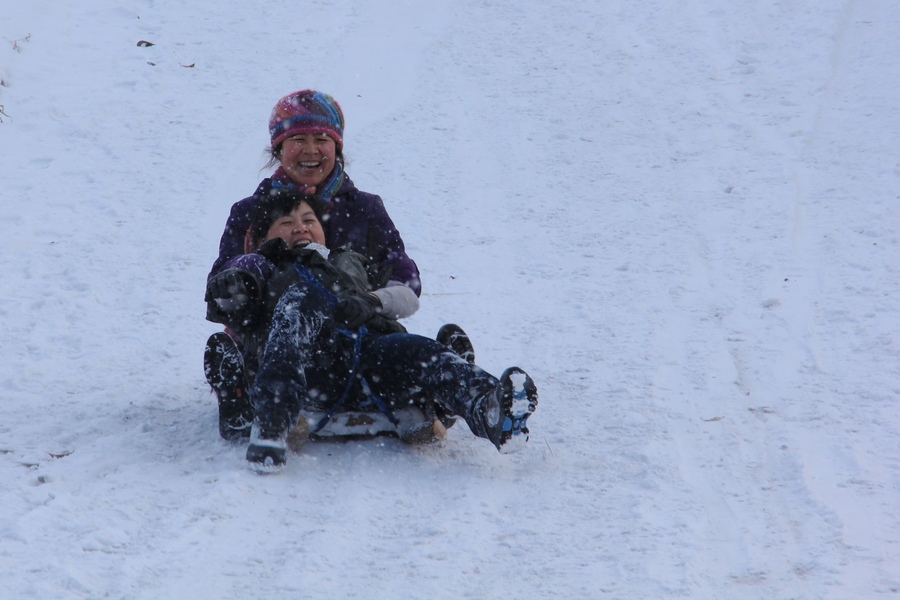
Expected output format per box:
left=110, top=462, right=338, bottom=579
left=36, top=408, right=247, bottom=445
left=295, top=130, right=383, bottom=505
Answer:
left=249, top=188, right=326, bottom=248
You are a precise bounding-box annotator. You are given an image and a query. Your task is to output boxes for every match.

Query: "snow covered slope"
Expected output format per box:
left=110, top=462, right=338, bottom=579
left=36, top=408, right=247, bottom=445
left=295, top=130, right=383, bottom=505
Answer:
left=1, top=0, right=898, bottom=597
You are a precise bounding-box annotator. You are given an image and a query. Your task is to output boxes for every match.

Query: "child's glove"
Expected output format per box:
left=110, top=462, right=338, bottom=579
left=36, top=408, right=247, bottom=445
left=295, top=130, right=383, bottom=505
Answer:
left=206, top=269, right=259, bottom=315
left=256, top=237, right=290, bottom=265
left=335, top=293, right=382, bottom=329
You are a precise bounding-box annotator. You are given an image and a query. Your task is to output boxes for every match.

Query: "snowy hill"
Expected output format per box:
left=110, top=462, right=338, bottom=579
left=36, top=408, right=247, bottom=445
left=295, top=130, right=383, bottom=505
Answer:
left=2, top=1, right=898, bottom=598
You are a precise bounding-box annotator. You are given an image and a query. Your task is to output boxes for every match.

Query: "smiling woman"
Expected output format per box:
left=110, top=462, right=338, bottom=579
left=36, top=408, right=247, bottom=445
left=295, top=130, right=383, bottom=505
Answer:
left=203, top=90, right=425, bottom=448
left=276, top=133, right=338, bottom=191
left=206, top=89, right=420, bottom=293
left=267, top=91, right=344, bottom=193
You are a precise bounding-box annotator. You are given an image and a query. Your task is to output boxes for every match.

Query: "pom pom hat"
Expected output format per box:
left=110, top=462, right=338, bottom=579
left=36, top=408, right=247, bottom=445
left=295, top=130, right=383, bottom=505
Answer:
left=268, top=90, right=345, bottom=151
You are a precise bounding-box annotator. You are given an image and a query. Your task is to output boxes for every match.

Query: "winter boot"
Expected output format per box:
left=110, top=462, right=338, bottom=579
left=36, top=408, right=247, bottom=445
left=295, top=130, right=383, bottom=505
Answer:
left=471, top=367, right=538, bottom=453
left=246, top=422, right=288, bottom=471
left=437, top=323, right=475, bottom=364
left=204, top=332, right=253, bottom=440
left=246, top=377, right=305, bottom=469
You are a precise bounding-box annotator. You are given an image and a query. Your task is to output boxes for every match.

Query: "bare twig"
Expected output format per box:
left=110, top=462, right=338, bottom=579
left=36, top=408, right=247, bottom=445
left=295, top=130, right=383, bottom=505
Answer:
left=11, top=33, right=31, bottom=52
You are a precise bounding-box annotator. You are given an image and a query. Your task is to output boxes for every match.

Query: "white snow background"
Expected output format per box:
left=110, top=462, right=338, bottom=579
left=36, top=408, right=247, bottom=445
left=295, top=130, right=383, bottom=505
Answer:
left=1, top=0, right=898, bottom=598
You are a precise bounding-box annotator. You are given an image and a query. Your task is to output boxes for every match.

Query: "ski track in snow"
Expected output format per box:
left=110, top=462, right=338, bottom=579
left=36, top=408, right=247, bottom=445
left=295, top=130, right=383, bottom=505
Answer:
left=1, top=0, right=898, bottom=598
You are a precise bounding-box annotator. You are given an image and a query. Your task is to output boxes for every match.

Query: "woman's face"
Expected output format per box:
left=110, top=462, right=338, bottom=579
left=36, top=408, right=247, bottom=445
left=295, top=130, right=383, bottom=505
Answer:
left=277, top=132, right=337, bottom=190
left=266, top=201, right=326, bottom=248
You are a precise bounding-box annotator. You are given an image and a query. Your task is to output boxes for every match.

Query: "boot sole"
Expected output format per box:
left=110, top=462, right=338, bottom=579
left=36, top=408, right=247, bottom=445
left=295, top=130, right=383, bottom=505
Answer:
left=497, top=367, right=538, bottom=454
left=437, top=323, right=476, bottom=364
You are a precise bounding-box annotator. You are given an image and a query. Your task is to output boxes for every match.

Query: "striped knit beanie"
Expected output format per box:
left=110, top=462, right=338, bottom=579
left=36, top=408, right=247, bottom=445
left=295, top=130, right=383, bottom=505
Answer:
left=268, top=90, right=345, bottom=150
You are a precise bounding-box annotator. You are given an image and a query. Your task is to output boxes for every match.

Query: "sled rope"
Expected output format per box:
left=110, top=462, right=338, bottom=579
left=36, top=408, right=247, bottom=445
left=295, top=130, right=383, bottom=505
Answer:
left=294, top=263, right=338, bottom=308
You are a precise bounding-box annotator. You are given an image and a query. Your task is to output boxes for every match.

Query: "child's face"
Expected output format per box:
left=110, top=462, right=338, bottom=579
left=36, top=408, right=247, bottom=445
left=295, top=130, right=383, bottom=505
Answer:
left=266, top=201, right=326, bottom=248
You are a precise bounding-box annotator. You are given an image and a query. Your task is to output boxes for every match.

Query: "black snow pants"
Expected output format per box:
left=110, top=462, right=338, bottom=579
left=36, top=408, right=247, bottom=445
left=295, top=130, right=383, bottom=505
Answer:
left=249, top=278, right=498, bottom=439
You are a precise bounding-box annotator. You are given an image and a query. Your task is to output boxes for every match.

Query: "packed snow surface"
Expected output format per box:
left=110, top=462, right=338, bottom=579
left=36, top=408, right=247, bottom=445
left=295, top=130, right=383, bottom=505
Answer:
left=1, top=0, right=898, bottom=598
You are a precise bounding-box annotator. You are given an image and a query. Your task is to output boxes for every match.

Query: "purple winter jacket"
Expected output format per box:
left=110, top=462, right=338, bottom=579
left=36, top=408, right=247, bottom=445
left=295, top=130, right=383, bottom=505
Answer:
left=207, top=173, right=421, bottom=296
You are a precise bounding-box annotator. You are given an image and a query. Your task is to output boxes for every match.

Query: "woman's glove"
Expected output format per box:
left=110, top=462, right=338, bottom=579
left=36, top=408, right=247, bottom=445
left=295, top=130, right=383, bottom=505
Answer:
left=334, top=293, right=382, bottom=329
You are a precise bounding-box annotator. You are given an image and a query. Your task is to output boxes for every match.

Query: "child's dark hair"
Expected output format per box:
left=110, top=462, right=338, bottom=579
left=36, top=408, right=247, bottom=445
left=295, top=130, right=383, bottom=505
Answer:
left=250, top=188, right=326, bottom=247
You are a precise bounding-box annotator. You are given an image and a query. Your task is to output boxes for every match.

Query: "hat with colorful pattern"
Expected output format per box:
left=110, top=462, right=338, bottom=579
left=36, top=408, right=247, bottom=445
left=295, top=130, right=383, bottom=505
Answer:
left=268, top=90, right=344, bottom=150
